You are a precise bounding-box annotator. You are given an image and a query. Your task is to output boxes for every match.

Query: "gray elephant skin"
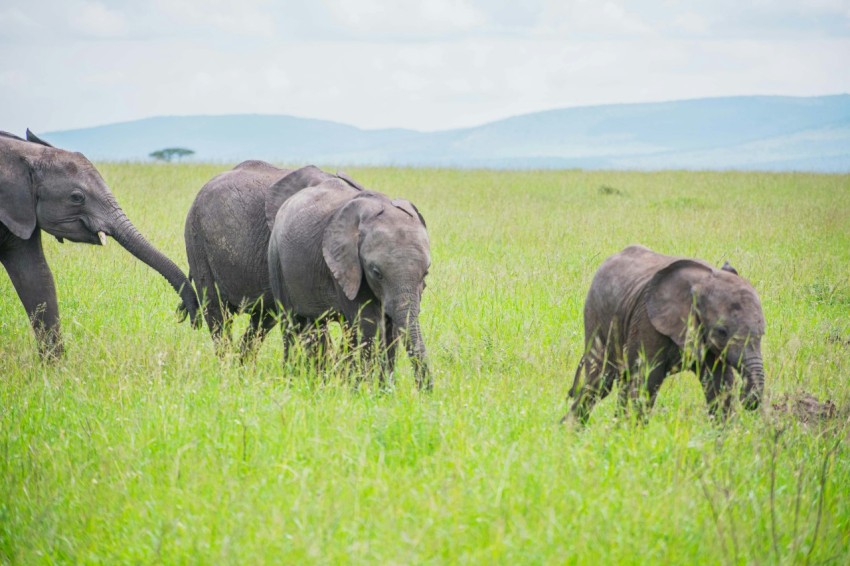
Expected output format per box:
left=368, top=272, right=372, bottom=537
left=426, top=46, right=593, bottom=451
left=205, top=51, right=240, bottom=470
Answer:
left=267, top=176, right=432, bottom=389
left=563, top=245, right=766, bottom=424
left=0, top=130, right=200, bottom=358
left=184, top=162, right=362, bottom=357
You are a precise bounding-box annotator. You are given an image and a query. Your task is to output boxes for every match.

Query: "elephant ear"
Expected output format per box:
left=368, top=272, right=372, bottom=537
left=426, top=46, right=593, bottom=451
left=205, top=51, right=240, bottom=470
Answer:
left=265, top=165, right=338, bottom=231
left=645, top=259, right=712, bottom=348
left=322, top=195, right=382, bottom=300
left=25, top=129, right=54, bottom=148
left=335, top=171, right=366, bottom=191
left=0, top=149, right=37, bottom=239
left=391, top=199, right=427, bottom=228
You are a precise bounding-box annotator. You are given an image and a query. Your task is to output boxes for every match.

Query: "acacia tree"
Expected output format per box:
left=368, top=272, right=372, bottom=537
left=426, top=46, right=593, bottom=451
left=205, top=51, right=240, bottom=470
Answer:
left=149, top=148, right=195, bottom=162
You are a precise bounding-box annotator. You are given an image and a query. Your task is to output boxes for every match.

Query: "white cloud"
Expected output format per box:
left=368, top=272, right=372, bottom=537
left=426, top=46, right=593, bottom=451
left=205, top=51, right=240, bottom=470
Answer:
left=1, top=0, right=849, bottom=136
left=68, top=1, right=129, bottom=39
left=152, top=0, right=276, bottom=38
left=536, top=0, right=653, bottom=37
left=671, top=12, right=713, bottom=36
left=0, top=7, right=40, bottom=34
left=324, top=0, right=487, bottom=37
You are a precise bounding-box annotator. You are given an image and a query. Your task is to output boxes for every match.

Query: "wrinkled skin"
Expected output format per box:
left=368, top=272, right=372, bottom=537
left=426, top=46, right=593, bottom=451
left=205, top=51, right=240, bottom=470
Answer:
left=0, top=130, right=199, bottom=358
left=563, top=245, right=766, bottom=424
left=268, top=178, right=432, bottom=389
left=184, top=162, right=360, bottom=358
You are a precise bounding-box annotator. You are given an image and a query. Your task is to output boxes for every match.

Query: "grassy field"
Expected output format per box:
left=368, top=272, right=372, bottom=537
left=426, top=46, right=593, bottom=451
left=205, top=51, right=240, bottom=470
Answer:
left=1, top=164, right=849, bottom=563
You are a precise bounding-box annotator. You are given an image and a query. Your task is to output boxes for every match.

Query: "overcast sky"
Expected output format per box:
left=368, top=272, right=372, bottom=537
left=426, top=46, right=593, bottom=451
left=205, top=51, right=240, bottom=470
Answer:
left=1, top=0, right=849, bottom=134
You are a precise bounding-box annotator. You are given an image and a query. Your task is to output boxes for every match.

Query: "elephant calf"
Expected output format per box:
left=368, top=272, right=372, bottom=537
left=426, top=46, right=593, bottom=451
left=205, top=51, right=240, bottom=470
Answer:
left=184, top=162, right=363, bottom=358
left=268, top=177, right=432, bottom=389
left=1, top=130, right=199, bottom=358
left=563, top=245, right=766, bottom=424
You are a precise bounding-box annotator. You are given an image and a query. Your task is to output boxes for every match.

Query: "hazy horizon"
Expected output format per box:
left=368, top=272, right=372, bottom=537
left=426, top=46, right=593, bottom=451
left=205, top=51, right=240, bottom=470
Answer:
left=28, top=93, right=847, bottom=136
left=37, top=95, right=850, bottom=172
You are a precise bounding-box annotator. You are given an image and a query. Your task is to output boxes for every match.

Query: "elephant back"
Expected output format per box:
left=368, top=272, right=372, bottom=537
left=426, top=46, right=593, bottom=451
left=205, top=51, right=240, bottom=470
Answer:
left=265, top=166, right=364, bottom=231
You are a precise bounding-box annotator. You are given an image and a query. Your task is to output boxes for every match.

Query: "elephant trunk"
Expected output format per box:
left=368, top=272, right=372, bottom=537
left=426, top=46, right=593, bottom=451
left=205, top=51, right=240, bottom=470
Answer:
left=391, top=297, right=431, bottom=391
left=740, top=350, right=765, bottom=410
left=108, top=211, right=200, bottom=325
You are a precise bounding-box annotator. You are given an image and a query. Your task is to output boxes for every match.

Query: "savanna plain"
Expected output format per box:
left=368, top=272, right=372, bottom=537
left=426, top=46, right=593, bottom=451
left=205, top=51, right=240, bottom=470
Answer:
left=1, top=164, right=849, bottom=564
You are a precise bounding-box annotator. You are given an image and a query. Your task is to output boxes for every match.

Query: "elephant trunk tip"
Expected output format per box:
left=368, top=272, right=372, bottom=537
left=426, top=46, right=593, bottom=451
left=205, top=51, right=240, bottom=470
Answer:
left=416, top=364, right=433, bottom=392
left=176, top=300, right=190, bottom=323
left=176, top=293, right=202, bottom=329
left=741, top=390, right=761, bottom=411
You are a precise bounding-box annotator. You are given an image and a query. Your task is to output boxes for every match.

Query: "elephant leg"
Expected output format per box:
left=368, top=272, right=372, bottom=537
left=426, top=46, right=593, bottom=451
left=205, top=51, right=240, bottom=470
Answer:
left=238, top=307, right=277, bottom=363
left=378, top=316, right=398, bottom=389
left=207, top=300, right=234, bottom=357
left=0, top=232, right=63, bottom=359
left=565, top=345, right=618, bottom=425
left=291, top=316, right=333, bottom=375
left=567, top=354, right=587, bottom=399
left=330, top=318, right=366, bottom=385
left=351, top=309, right=381, bottom=384
left=317, top=320, right=338, bottom=375
left=278, top=314, right=329, bottom=375
left=193, top=272, right=232, bottom=355
left=278, top=313, right=305, bottom=366
left=305, top=319, right=331, bottom=359
left=187, top=249, right=228, bottom=352
left=618, top=354, right=668, bottom=422
left=700, top=361, right=736, bottom=420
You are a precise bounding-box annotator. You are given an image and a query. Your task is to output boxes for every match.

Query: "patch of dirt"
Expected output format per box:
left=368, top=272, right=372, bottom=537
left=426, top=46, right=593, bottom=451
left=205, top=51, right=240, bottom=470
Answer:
left=826, top=333, right=850, bottom=347
left=598, top=184, right=625, bottom=196
left=772, top=392, right=838, bottom=424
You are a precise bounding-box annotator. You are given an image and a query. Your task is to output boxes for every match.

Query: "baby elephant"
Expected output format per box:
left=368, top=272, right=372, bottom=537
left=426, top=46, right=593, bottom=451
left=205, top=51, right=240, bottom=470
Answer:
left=268, top=176, right=431, bottom=389
left=563, top=245, right=765, bottom=424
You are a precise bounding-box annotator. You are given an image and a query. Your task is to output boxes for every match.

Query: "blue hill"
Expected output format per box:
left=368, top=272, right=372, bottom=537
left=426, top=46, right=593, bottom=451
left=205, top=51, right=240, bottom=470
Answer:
left=41, top=95, right=850, bottom=172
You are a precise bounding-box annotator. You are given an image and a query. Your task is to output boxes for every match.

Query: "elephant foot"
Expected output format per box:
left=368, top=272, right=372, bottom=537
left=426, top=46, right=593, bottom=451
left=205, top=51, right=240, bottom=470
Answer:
left=36, top=329, right=64, bottom=361
left=558, top=412, right=584, bottom=430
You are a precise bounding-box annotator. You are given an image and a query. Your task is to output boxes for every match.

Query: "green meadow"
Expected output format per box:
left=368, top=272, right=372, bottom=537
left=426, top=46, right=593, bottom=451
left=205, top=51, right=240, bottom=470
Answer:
left=1, top=164, right=849, bottom=563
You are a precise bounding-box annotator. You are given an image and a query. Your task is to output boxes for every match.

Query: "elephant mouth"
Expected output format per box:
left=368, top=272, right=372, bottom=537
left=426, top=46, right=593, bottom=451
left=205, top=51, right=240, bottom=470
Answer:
left=48, top=222, right=102, bottom=245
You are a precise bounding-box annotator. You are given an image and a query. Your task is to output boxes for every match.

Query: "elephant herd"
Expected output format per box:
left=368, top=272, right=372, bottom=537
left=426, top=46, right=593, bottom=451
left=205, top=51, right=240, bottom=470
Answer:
left=1, top=131, right=766, bottom=423
left=184, top=161, right=431, bottom=389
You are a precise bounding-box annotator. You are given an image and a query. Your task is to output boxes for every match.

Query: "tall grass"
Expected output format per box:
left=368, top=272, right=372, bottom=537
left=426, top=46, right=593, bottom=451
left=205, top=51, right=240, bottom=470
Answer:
left=1, top=165, right=848, bottom=563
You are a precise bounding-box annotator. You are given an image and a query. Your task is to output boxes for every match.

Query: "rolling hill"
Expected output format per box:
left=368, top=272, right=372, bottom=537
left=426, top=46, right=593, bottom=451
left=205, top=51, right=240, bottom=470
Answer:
left=40, top=95, right=850, bottom=172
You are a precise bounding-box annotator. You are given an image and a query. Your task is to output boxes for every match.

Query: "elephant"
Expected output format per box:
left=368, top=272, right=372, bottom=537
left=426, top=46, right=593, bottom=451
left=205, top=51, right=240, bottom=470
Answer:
left=267, top=177, right=431, bottom=389
left=184, top=161, right=364, bottom=358
left=0, top=129, right=200, bottom=358
left=562, top=244, right=766, bottom=424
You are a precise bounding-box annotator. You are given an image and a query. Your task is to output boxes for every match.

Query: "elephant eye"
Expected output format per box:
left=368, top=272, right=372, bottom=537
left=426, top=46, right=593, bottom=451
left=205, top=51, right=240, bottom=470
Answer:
left=714, top=327, right=729, bottom=340
left=70, top=191, right=85, bottom=205
left=371, top=266, right=383, bottom=280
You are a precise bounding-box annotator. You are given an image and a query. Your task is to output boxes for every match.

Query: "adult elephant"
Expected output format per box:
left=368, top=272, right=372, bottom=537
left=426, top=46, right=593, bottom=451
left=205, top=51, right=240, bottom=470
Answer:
left=0, top=130, right=200, bottom=358
left=184, top=162, right=361, bottom=358
left=268, top=178, right=432, bottom=390
left=562, top=245, right=766, bottom=424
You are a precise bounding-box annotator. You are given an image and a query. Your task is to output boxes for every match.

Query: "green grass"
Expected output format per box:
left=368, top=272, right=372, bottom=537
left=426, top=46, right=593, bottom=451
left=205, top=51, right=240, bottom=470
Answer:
left=2, top=165, right=849, bottom=563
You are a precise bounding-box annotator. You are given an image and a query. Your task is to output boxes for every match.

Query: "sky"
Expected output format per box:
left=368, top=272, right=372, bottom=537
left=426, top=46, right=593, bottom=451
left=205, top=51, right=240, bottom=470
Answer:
left=1, top=0, right=849, bottom=134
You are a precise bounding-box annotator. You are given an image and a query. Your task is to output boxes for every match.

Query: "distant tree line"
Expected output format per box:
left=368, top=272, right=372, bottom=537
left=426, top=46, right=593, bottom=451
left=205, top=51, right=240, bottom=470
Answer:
left=149, top=147, right=195, bottom=162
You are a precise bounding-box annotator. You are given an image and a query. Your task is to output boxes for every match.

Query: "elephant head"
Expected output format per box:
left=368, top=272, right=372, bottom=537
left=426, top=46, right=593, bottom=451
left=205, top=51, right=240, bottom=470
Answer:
left=322, top=192, right=431, bottom=388
left=646, top=259, right=766, bottom=410
left=0, top=130, right=200, bottom=325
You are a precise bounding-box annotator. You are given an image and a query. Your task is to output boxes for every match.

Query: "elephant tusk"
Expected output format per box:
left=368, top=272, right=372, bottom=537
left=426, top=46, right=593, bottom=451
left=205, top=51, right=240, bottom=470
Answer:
left=98, top=231, right=108, bottom=246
